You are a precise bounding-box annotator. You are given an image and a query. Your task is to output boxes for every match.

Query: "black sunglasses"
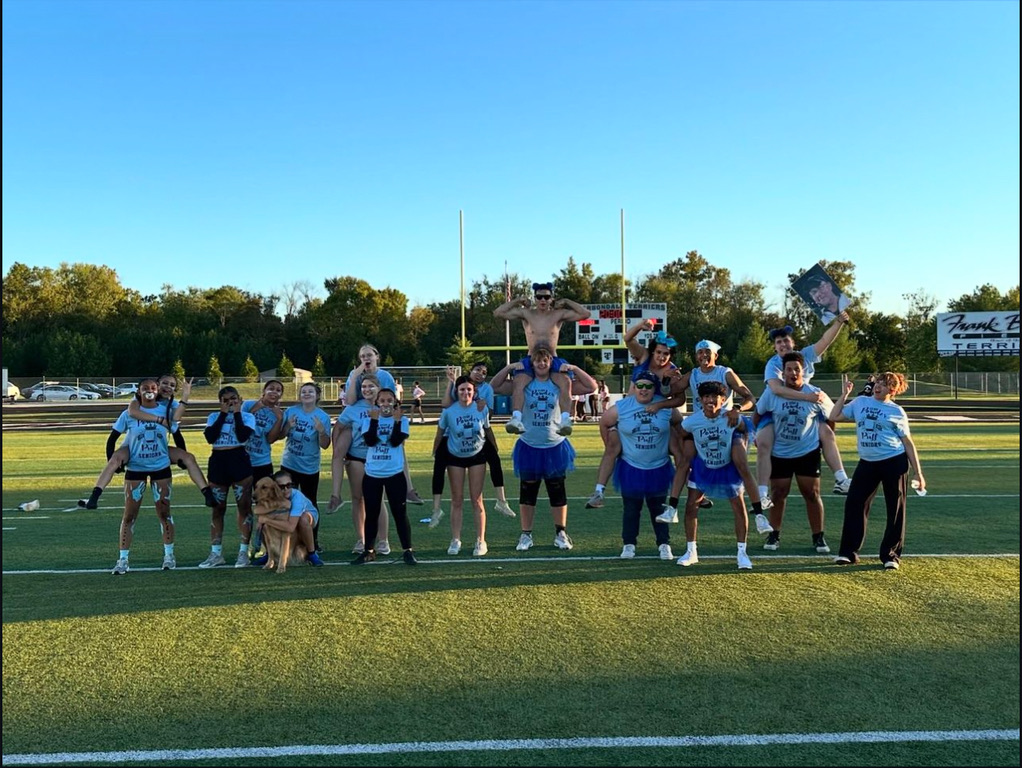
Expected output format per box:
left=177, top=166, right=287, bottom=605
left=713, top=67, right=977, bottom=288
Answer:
left=276, top=482, right=292, bottom=490
left=534, top=294, right=552, bottom=300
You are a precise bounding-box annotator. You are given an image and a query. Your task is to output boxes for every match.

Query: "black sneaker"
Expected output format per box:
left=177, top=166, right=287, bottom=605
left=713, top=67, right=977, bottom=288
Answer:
left=698, top=498, right=714, bottom=509
left=352, top=551, right=376, bottom=565
left=763, top=531, right=781, bottom=551
left=403, top=550, right=419, bottom=566
left=813, top=532, right=831, bottom=554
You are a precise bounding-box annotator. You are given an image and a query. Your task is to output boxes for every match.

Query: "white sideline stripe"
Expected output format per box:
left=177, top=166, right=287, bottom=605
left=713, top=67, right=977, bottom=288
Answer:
left=2, top=728, right=1018, bottom=765
left=2, top=552, right=1018, bottom=576
left=0, top=516, right=52, bottom=520
left=16, top=490, right=1022, bottom=514
left=3, top=527, right=15, bottom=531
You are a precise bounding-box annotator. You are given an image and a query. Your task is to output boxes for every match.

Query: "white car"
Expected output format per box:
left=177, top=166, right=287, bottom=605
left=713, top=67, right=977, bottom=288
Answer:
left=114, top=383, right=139, bottom=397
left=33, top=384, right=99, bottom=401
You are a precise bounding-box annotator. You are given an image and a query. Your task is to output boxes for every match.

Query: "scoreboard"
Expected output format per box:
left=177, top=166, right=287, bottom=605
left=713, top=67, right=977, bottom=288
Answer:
left=576, top=303, right=668, bottom=364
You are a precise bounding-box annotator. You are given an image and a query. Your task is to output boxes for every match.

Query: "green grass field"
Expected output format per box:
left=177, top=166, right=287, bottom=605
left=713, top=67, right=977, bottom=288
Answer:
left=2, top=422, right=1019, bottom=766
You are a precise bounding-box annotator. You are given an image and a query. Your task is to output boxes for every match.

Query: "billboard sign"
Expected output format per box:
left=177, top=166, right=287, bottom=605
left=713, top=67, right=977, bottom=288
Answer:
left=936, top=311, right=1020, bottom=357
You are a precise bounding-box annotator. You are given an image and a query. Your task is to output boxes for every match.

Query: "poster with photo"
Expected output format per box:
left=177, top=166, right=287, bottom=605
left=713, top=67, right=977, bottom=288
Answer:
left=791, top=263, right=850, bottom=325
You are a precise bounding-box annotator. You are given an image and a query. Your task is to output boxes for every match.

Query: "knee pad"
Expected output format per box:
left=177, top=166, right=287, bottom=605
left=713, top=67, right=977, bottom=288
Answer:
left=519, top=480, right=541, bottom=507
left=546, top=477, right=567, bottom=507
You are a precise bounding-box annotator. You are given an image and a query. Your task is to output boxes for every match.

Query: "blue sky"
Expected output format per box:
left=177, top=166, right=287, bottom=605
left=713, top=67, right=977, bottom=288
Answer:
left=3, top=0, right=1018, bottom=318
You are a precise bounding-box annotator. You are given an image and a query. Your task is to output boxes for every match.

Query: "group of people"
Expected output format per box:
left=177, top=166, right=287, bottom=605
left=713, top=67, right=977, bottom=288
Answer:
left=92, top=281, right=924, bottom=576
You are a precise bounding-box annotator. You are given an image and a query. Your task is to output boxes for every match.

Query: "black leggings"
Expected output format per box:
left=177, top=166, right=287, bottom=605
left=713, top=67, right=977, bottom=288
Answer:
left=363, top=473, right=412, bottom=551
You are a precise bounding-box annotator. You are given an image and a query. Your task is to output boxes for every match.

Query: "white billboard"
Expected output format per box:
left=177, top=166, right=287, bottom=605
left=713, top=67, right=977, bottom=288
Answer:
left=576, top=303, right=668, bottom=364
left=936, top=311, right=1020, bottom=357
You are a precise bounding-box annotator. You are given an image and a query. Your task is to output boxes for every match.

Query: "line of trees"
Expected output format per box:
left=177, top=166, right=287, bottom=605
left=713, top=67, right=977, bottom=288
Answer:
left=2, top=256, right=1018, bottom=379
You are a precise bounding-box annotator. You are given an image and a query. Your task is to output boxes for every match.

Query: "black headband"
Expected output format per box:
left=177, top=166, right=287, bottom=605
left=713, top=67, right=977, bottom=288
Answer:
left=532, top=282, right=553, bottom=292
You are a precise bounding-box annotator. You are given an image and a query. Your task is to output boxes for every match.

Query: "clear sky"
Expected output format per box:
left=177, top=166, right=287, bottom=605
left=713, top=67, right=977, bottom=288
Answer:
left=3, top=0, right=1019, bottom=317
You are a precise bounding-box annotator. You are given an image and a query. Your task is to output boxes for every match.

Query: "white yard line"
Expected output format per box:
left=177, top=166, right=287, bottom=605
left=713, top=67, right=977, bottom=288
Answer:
left=2, top=728, right=1018, bottom=765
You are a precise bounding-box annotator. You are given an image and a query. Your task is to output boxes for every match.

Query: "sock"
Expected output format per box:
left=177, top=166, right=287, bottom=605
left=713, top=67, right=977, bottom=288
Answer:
left=758, top=485, right=769, bottom=500
left=555, top=525, right=566, bottom=534
left=523, top=530, right=532, bottom=535
left=86, top=487, right=103, bottom=509
left=512, top=410, right=522, bottom=421
left=119, top=549, right=130, bottom=560
left=835, top=470, right=849, bottom=483
left=239, top=542, right=248, bottom=555
left=737, top=542, right=747, bottom=553
left=212, top=544, right=223, bottom=556
left=687, top=542, right=697, bottom=554
left=668, top=497, right=679, bottom=509
left=164, top=544, right=174, bottom=556
left=751, top=501, right=763, bottom=513
left=595, top=483, right=605, bottom=494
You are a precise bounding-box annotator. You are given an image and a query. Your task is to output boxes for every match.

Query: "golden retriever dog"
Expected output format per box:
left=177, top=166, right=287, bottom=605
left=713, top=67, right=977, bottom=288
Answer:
left=252, top=477, right=308, bottom=573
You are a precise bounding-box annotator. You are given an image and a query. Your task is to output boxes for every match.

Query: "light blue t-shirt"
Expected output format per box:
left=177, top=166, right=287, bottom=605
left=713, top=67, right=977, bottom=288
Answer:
left=287, top=488, right=319, bottom=526
left=337, top=400, right=372, bottom=459
left=842, top=396, right=911, bottom=462
left=449, top=379, right=495, bottom=411
left=348, top=369, right=397, bottom=403
left=113, top=407, right=172, bottom=473
left=204, top=410, right=258, bottom=448
left=113, top=403, right=180, bottom=441
left=362, top=415, right=410, bottom=478
left=439, top=402, right=490, bottom=458
left=615, top=396, right=673, bottom=470
left=689, top=365, right=735, bottom=410
left=242, top=400, right=281, bottom=467
left=756, top=384, right=834, bottom=459
left=521, top=377, right=565, bottom=449
left=682, top=411, right=738, bottom=470
left=281, top=405, right=331, bottom=474
left=764, top=344, right=822, bottom=383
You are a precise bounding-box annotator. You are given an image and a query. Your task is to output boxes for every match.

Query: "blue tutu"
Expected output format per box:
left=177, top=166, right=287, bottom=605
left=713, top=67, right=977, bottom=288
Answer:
left=613, top=459, right=674, bottom=498
left=688, top=454, right=744, bottom=500
left=513, top=440, right=576, bottom=481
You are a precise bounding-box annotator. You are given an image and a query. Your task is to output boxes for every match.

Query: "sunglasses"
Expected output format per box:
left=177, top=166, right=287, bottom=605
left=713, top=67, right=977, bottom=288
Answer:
left=634, top=382, right=655, bottom=390
left=276, top=483, right=292, bottom=490
left=534, top=294, right=552, bottom=300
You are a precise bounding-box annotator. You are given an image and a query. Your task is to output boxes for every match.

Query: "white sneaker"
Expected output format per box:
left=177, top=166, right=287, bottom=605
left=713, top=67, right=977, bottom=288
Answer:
left=656, top=505, right=679, bottom=524
left=351, top=539, right=365, bottom=554
left=658, top=543, right=674, bottom=561
left=755, top=513, right=774, bottom=535
left=494, top=499, right=516, bottom=517
left=833, top=477, right=852, bottom=495
left=198, top=552, right=226, bottom=568
left=553, top=530, right=574, bottom=550
left=235, top=551, right=250, bottom=568
left=376, top=540, right=391, bottom=556
left=737, top=550, right=753, bottom=570
left=515, top=532, right=534, bottom=551
left=161, top=554, right=176, bottom=571
left=620, top=543, right=636, bottom=559
left=556, top=413, right=573, bottom=436
left=584, top=490, right=605, bottom=509
left=473, top=540, right=488, bottom=557
left=428, top=508, right=445, bottom=529
left=884, top=559, right=900, bottom=570
left=112, top=558, right=129, bottom=575
left=447, top=538, right=462, bottom=555
left=505, top=416, right=526, bottom=434
left=760, top=496, right=774, bottom=510
left=676, top=549, right=699, bottom=567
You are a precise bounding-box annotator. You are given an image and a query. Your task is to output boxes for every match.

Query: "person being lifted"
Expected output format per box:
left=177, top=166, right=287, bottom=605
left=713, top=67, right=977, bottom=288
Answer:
left=494, top=281, right=591, bottom=437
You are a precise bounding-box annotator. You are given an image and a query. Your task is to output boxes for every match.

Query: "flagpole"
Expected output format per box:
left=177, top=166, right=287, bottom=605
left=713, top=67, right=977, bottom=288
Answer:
left=504, top=260, right=511, bottom=366
left=460, top=210, right=466, bottom=350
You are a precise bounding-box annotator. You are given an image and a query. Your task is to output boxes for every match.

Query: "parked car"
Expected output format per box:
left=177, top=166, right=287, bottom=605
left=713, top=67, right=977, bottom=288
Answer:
left=114, top=383, right=139, bottom=397
left=4, top=382, right=22, bottom=402
left=68, top=382, right=114, bottom=398
left=21, top=381, right=60, bottom=400
left=32, top=384, right=99, bottom=401
left=89, top=383, right=118, bottom=398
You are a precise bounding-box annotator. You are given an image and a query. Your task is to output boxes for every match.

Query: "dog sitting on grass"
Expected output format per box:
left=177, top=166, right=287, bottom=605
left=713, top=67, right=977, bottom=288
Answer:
left=252, top=477, right=309, bottom=573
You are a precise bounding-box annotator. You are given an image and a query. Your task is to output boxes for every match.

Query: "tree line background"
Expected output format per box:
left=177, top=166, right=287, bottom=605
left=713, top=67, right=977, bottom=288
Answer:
left=2, top=253, right=1018, bottom=381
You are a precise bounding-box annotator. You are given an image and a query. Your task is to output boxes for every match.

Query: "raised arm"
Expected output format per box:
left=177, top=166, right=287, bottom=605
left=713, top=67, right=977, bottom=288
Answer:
left=829, top=380, right=855, bottom=422
left=812, top=311, right=850, bottom=357
left=553, top=297, right=591, bottom=323
left=441, top=366, right=458, bottom=408
left=624, top=318, right=654, bottom=363
left=494, top=296, right=531, bottom=321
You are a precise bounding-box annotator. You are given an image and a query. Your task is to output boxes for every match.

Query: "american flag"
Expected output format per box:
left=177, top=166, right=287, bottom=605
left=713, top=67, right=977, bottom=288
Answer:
left=504, top=263, right=511, bottom=302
